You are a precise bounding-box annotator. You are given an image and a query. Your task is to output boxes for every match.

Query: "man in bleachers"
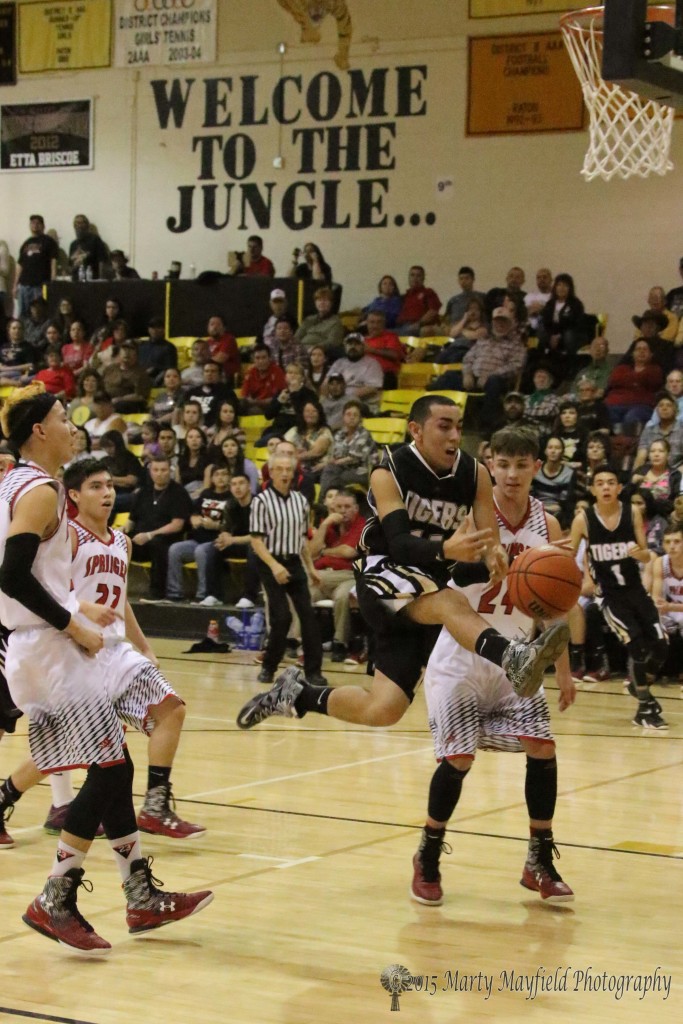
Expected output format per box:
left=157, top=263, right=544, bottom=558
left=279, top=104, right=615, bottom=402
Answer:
left=102, top=343, right=152, bottom=413
left=362, top=311, right=405, bottom=389
left=229, top=235, right=275, bottom=277
left=184, top=360, right=236, bottom=428
left=632, top=286, right=678, bottom=342
left=396, top=266, right=441, bottom=337
left=14, top=215, right=57, bottom=316
left=666, top=257, right=683, bottom=319
left=524, top=267, right=553, bottom=335
left=295, top=286, right=345, bottom=357
left=181, top=339, right=210, bottom=388
left=262, top=288, right=298, bottom=353
left=68, top=213, right=108, bottom=281
left=138, top=316, right=178, bottom=385
left=205, top=314, right=240, bottom=385
left=485, top=266, right=526, bottom=318
left=273, top=319, right=308, bottom=369
left=442, top=266, right=485, bottom=329
left=320, top=373, right=347, bottom=430
left=240, top=344, right=287, bottom=414
left=632, top=391, right=683, bottom=471
left=571, top=335, right=610, bottom=398
left=324, top=333, right=383, bottom=415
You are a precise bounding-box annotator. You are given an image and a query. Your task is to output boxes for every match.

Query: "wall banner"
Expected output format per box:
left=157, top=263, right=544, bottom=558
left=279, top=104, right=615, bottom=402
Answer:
left=0, top=99, right=92, bottom=171
left=468, top=32, right=584, bottom=135
left=114, top=0, right=217, bottom=68
left=0, top=3, right=16, bottom=86
left=469, top=1, right=576, bottom=17
left=19, top=0, right=110, bottom=73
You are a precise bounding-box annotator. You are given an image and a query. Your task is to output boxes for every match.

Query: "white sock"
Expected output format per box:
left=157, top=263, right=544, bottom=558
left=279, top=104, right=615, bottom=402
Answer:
left=50, top=840, right=85, bottom=877
left=109, top=832, right=142, bottom=881
left=49, top=771, right=75, bottom=808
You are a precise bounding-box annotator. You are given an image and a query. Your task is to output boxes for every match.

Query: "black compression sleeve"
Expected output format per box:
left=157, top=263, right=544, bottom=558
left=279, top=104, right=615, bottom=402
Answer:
left=382, top=508, right=444, bottom=566
left=0, top=533, right=72, bottom=631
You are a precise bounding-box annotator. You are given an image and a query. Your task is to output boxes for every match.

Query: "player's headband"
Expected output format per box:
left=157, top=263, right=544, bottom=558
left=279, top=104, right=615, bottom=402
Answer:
left=5, top=392, right=57, bottom=449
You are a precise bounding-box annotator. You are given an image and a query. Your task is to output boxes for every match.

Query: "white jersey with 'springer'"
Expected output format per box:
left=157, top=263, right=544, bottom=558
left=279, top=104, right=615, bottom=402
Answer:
left=661, top=554, right=683, bottom=605
left=70, top=519, right=129, bottom=638
left=458, top=495, right=551, bottom=642
left=0, top=462, right=79, bottom=630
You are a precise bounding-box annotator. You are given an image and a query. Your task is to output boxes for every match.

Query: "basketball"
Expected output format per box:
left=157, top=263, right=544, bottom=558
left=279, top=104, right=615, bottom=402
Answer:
left=507, top=545, right=582, bottom=620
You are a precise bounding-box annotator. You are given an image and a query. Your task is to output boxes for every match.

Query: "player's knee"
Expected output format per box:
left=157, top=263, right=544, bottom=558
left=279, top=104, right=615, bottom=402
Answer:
left=367, top=702, right=405, bottom=727
left=649, top=637, right=669, bottom=667
left=445, top=755, right=473, bottom=774
left=522, top=738, right=555, bottom=759
left=151, top=696, right=185, bottom=730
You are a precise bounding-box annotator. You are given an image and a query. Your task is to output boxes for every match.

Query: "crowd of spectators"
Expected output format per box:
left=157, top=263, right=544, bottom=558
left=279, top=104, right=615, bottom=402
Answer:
left=5, top=220, right=683, bottom=632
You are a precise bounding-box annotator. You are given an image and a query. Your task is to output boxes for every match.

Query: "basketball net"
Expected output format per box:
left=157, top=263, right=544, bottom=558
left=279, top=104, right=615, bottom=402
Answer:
left=560, top=5, right=675, bottom=181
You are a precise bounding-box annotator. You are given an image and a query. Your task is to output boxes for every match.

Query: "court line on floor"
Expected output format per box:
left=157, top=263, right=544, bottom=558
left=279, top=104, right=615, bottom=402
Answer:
left=183, top=745, right=433, bottom=799
left=0, top=1008, right=99, bottom=1024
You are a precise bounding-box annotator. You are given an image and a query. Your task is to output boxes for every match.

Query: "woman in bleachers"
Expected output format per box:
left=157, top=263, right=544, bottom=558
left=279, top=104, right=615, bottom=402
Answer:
left=100, top=428, right=145, bottom=512
left=553, top=400, right=587, bottom=472
left=604, top=337, right=663, bottom=431
left=63, top=424, right=103, bottom=470
left=360, top=275, right=402, bottom=330
left=176, top=425, right=210, bottom=498
left=630, top=438, right=681, bottom=518
left=630, top=488, right=668, bottom=557
left=66, top=368, right=102, bottom=424
left=203, top=436, right=259, bottom=494
left=318, top=399, right=377, bottom=496
left=53, top=296, right=76, bottom=343
left=151, top=366, right=184, bottom=425
left=285, top=400, right=333, bottom=485
left=307, top=344, right=330, bottom=394
left=531, top=435, right=576, bottom=530
left=538, top=273, right=587, bottom=358
left=89, top=318, right=131, bottom=372
left=205, top=399, right=245, bottom=461
left=289, top=242, right=333, bottom=285
left=61, top=320, right=94, bottom=374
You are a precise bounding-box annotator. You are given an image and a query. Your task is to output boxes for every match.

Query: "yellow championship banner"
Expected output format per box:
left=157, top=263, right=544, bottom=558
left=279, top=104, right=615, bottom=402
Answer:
left=470, top=1, right=576, bottom=17
left=467, top=31, right=584, bottom=135
left=19, top=0, right=111, bottom=73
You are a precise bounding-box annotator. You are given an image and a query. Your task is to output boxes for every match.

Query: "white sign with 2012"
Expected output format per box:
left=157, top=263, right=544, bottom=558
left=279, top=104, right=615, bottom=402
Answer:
left=114, top=0, right=217, bottom=68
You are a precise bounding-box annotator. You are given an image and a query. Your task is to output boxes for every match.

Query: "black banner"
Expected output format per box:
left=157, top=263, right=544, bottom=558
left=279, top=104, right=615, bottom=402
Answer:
left=0, top=98, right=91, bottom=171
left=0, top=3, right=16, bottom=86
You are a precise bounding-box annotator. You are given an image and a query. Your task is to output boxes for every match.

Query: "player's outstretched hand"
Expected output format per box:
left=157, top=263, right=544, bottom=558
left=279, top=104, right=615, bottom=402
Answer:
left=442, top=520, right=492, bottom=563
left=65, top=618, right=104, bottom=657
left=485, top=543, right=508, bottom=583
left=78, top=600, right=117, bottom=628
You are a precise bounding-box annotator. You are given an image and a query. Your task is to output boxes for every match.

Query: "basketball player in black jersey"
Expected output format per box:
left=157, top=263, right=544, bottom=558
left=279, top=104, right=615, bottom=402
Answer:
left=569, top=464, right=668, bottom=729
left=237, top=396, right=569, bottom=732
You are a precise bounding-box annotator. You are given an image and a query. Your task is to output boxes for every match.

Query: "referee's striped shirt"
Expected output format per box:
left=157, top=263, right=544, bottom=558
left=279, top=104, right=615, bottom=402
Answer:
left=249, top=484, right=310, bottom=557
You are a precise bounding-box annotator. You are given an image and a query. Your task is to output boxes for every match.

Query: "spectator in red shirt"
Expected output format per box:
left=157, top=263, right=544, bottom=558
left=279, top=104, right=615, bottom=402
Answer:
left=205, top=314, right=240, bottom=385
left=61, top=319, right=94, bottom=374
left=33, top=345, right=77, bottom=401
left=363, top=310, right=406, bottom=388
left=308, top=489, right=366, bottom=661
left=397, top=265, right=441, bottom=337
left=240, top=344, right=287, bottom=413
left=231, top=235, right=275, bottom=277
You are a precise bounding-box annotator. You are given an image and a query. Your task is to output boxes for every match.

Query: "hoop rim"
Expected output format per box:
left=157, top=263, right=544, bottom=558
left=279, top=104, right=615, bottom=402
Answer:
left=559, top=3, right=674, bottom=36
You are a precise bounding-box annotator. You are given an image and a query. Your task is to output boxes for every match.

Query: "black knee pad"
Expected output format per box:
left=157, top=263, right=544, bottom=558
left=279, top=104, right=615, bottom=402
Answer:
left=627, top=638, right=650, bottom=664
left=427, top=758, right=470, bottom=824
left=647, top=637, right=669, bottom=671
left=100, top=749, right=137, bottom=840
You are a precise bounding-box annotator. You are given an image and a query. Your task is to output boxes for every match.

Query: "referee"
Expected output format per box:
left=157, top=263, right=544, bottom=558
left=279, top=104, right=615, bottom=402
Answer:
left=250, top=452, right=326, bottom=685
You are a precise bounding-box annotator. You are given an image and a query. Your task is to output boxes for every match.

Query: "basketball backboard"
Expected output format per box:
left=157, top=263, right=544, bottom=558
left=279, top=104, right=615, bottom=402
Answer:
left=602, top=0, right=683, bottom=107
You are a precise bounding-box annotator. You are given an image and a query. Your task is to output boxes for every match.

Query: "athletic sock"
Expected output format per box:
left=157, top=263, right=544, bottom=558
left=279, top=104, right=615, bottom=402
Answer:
left=294, top=684, right=331, bottom=717
left=147, top=765, right=172, bottom=792
left=109, top=832, right=142, bottom=882
left=49, top=771, right=75, bottom=808
left=51, top=840, right=86, bottom=877
left=474, top=627, right=509, bottom=667
left=0, top=776, right=23, bottom=809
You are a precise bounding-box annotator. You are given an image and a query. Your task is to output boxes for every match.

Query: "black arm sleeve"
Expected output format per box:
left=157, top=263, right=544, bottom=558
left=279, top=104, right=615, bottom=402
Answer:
left=0, top=533, right=71, bottom=631
left=382, top=508, right=444, bottom=567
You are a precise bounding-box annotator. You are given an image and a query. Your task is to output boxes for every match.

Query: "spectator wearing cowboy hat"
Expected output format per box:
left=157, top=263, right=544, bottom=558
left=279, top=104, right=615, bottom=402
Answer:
left=108, top=249, right=140, bottom=280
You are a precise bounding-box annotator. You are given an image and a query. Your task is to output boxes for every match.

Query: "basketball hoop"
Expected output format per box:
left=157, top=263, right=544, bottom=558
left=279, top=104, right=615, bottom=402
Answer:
left=560, top=5, right=675, bottom=181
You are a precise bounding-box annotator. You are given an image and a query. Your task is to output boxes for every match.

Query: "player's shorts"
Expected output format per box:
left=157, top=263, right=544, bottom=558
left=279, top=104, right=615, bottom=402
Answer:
left=660, top=610, right=683, bottom=636
left=355, top=555, right=450, bottom=700
left=597, top=589, right=663, bottom=646
left=5, top=627, right=126, bottom=773
left=99, top=638, right=180, bottom=736
left=0, top=625, right=23, bottom=734
left=424, top=641, right=554, bottom=760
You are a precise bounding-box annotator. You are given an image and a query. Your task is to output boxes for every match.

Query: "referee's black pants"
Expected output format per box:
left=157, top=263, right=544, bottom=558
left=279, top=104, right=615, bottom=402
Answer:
left=257, top=556, right=322, bottom=677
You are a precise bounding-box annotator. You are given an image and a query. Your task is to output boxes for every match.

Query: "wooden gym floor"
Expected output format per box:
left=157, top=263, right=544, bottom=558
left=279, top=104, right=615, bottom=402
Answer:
left=1, top=641, right=682, bottom=1023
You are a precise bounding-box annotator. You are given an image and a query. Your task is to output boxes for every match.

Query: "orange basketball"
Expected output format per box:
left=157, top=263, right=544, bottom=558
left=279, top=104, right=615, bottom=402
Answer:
left=507, top=545, right=582, bottom=619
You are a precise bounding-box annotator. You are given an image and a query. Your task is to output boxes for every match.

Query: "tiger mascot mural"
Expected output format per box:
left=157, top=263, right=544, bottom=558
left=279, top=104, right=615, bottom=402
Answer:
left=277, top=0, right=352, bottom=70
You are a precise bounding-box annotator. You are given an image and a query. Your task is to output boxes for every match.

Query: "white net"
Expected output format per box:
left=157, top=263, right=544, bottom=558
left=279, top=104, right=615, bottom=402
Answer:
left=560, top=5, right=675, bottom=181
